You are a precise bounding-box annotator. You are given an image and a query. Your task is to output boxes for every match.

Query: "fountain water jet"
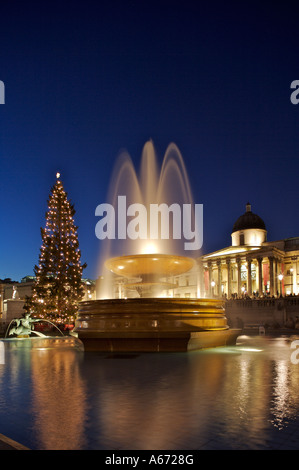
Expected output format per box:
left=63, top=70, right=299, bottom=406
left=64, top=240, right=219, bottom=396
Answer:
left=73, top=141, right=240, bottom=351
left=3, top=314, right=83, bottom=350
left=97, top=140, right=197, bottom=275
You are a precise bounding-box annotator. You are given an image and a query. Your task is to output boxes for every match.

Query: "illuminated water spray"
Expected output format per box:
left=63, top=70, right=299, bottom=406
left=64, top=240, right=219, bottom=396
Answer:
left=95, top=140, right=203, bottom=298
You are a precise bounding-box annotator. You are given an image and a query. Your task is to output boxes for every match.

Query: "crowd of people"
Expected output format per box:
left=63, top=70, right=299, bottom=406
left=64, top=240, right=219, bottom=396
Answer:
left=225, top=291, right=299, bottom=300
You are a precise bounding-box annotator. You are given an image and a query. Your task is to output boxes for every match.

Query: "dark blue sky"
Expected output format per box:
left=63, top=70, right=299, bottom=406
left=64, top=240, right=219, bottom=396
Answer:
left=1, top=0, right=299, bottom=281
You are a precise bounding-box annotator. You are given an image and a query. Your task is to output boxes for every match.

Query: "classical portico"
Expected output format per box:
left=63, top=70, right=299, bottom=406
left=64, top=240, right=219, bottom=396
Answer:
left=203, top=248, right=285, bottom=298
left=201, top=203, right=298, bottom=298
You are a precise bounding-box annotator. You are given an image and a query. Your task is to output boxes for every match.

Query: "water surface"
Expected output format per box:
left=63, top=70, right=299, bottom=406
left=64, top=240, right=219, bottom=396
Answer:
left=1, top=335, right=299, bottom=450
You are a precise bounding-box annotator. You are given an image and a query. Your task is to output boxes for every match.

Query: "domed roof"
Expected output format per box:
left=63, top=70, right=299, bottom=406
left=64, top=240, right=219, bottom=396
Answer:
left=232, top=203, right=266, bottom=233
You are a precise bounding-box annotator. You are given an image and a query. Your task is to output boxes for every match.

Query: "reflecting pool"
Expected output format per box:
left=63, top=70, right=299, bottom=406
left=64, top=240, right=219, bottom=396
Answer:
left=1, top=335, right=299, bottom=450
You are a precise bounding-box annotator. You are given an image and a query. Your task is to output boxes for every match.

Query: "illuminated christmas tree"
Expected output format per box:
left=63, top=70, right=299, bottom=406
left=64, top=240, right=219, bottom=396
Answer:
left=28, top=173, right=87, bottom=323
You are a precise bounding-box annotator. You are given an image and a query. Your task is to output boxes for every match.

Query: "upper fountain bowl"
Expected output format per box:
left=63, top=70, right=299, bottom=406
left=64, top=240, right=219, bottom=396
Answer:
left=104, top=253, right=195, bottom=279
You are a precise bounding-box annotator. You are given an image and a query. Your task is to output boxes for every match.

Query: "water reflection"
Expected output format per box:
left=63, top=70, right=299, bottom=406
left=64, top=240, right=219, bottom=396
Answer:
left=30, top=350, right=88, bottom=449
left=0, top=336, right=299, bottom=449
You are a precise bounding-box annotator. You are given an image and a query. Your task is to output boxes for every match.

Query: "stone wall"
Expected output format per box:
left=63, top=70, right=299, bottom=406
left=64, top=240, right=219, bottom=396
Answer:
left=225, top=297, right=299, bottom=328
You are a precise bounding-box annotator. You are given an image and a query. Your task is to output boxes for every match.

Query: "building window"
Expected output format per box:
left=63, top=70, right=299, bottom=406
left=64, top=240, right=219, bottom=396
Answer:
left=239, top=233, right=245, bottom=245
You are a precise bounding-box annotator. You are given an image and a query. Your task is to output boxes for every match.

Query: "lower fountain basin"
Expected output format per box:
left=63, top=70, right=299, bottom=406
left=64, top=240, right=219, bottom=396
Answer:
left=73, top=298, right=241, bottom=352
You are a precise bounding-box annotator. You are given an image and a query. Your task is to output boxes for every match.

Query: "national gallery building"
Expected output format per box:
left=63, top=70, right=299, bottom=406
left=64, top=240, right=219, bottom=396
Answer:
left=198, top=203, right=299, bottom=299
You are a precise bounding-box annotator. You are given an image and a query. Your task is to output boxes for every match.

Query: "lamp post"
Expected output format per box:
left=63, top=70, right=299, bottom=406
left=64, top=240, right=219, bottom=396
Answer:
left=278, top=273, right=283, bottom=296
left=211, top=280, right=216, bottom=298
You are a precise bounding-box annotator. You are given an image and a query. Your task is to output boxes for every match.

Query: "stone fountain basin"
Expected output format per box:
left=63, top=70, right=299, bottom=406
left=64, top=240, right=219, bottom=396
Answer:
left=74, top=297, right=228, bottom=332
left=104, top=254, right=195, bottom=278
left=73, top=298, right=241, bottom=352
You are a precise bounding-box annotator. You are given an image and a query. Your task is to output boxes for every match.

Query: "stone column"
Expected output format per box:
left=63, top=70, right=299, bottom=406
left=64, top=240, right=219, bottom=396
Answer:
left=257, top=257, right=263, bottom=295
left=197, top=259, right=204, bottom=298
left=269, top=256, right=274, bottom=296
left=208, top=261, right=212, bottom=298
left=236, top=257, right=242, bottom=297
left=226, top=258, right=231, bottom=298
left=273, top=258, right=279, bottom=295
left=217, top=259, right=222, bottom=298
left=247, top=257, right=252, bottom=296
left=292, top=257, right=297, bottom=295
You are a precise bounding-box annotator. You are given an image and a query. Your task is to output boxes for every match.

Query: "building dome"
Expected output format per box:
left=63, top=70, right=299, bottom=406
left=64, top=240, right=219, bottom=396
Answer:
left=232, top=203, right=266, bottom=233
left=231, top=203, right=267, bottom=247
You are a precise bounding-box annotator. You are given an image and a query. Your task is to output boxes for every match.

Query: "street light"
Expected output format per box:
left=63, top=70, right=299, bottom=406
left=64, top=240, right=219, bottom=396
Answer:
left=211, top=280, right=216, bottom=297
left=278, top=273, right=283, bottom=296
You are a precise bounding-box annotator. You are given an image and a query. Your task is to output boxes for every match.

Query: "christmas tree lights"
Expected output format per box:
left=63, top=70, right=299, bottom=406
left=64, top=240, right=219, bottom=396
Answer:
left=27, top=173, right=87, bottom=323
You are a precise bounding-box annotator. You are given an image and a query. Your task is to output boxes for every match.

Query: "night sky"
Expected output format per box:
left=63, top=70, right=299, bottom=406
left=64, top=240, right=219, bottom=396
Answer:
left=1, top=0, right=299, bottom=282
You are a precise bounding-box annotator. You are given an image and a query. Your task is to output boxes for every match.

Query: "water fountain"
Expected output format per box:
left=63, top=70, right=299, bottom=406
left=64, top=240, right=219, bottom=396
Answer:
left=3, top=313, right=83, bottom=350
left=72, top=141, right=240, bottom=351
